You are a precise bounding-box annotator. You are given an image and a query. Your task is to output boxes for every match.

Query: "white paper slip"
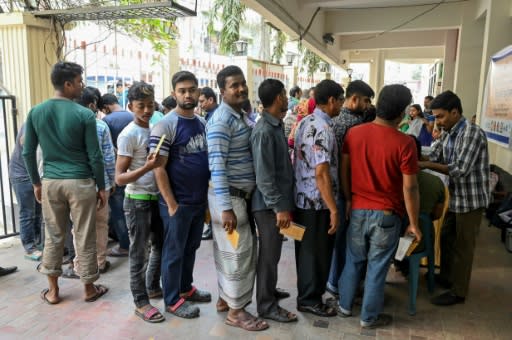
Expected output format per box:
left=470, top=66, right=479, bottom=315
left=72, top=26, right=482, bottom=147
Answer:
left=395, top=234, right=415, bottom=261
left=498, top=209, right=512, bottom=223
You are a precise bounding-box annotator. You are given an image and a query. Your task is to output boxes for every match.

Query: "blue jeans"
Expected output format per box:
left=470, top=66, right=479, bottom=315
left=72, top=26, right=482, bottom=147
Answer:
left=160, top=202, right=206, bottom=307
left=124, top=197, right=163, bottom=308
left=12, top=179, right=42, bottom=253
left=109, top=185, right=130, bottom=250
left=327, top=196, right=347, bottom=293
left=339, top=209, right=401, bottom=324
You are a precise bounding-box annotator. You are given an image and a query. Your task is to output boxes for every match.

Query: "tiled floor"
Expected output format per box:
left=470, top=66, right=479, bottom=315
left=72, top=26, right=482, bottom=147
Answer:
left=0, top=222, right=511, bottom=339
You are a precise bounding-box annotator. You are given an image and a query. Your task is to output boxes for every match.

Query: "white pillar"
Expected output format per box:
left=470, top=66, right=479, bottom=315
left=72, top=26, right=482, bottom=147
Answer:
left=368, top=50, right=385, bottom=95
left=442, top=30, right=458, bottom=92
left=283, top=65, right=298, bottom=90
left=162, top=45, right=180, bottom=98
left=453, top=1, right=485, bottom=117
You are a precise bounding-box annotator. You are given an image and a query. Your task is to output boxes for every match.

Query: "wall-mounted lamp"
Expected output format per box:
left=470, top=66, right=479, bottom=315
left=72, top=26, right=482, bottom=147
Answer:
left=233, top=40, right=248, bottom=56
left=347, top=68, right=353, bottom=82
left=319, top=61, right=330, bottom=72
left=322, top=33, right=334, bottom=45
left=285, top=52, right=297, bottom=66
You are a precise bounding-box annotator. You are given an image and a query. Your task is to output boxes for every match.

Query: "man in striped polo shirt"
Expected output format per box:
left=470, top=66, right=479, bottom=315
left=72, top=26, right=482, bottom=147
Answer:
left=206, top=66, right=268, bottom=331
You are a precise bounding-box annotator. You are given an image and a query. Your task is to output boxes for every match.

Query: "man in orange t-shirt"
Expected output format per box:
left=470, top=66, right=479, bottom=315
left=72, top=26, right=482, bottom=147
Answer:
left=337, top=84, right=422, bottom=329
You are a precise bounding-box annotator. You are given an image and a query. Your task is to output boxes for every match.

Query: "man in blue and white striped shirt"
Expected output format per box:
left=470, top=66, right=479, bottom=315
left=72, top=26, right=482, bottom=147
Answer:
left=206, top=66, right=268, bottom=331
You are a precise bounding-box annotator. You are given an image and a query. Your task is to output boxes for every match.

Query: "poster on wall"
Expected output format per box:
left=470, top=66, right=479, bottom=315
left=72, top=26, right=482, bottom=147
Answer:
left=481, top=45, right=512, bottom=148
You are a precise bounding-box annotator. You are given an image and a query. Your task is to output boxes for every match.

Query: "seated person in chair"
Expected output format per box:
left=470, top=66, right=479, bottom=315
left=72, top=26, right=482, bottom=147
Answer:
left=396, top=135, right=445, bottom=276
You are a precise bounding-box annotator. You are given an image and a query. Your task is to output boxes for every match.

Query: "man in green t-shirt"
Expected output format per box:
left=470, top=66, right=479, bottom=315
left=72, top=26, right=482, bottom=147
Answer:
left=22, top=62, right=108, bottom=305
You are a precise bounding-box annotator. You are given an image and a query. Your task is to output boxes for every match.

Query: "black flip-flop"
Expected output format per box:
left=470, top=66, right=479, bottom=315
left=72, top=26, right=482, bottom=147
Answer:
left=261, top=306, right=298, bottom=323
left=297, top=303, right=337, bottom=317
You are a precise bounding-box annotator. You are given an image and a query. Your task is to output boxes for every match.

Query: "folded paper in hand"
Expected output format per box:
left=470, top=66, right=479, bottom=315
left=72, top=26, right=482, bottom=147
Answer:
left=279, top=222, right=306, bottom=241
left=226, top=229, right=239, bottom=249
left=395, top=234, right=419, bottom=261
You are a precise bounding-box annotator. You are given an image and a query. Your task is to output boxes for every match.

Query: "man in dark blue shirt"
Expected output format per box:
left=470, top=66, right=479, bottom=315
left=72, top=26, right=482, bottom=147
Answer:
left=9, top=123, right=42, bottom=261
left=151, top=71, right=211, bottom=319
left=101, top=94, right=133, bottom=149
left=100, top=93, right=132, bottom=256
left=199, top=86, right=218, bottom=122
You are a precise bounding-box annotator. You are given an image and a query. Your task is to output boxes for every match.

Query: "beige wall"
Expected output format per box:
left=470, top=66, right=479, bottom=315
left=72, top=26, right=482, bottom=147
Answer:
left=0, top=12, right=56, bottom=123
left=489, top=143, right=512, bottom=170
left=0, top=13, right=56, bottom=153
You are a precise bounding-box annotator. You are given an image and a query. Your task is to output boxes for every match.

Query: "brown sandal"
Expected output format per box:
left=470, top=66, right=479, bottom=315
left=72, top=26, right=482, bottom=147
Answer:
left=216, top=297, right=229, bottom=312
left=40, top=288, right=60, bottom=305
left=225, top=312, right=269, bottom=331
left=84, top=284, right=109, bottom=302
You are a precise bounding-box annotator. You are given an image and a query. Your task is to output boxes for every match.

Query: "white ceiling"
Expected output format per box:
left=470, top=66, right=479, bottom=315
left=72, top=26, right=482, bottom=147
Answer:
left=300, top=0, right=466, bottom=9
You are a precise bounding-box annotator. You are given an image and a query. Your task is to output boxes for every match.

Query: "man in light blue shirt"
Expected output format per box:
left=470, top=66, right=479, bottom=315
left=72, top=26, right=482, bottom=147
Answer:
left=206, top=66, right=268, bottom=332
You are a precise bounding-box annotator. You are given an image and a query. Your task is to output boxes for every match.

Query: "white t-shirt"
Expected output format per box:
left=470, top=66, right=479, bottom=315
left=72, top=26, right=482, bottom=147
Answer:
left=117, top=121, right=158, bottom=195
left=408, top=118, right=423, bottom=137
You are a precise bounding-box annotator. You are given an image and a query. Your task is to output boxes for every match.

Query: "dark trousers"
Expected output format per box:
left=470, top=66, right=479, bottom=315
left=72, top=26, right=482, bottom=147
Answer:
left=327, top=196, right=347, bottom=292
left=12, top=179, right=42, bottom=253
left=294, top=208, right=334, bottom=307
left=124, top=198, right=163, bottom=308
left=254, top=209, right=284, bottom=315
left=440, top=208, right=483, bottom=297
left=160, top=202, right=206, bottom=307
left=109, top=185, right=130, bottom=250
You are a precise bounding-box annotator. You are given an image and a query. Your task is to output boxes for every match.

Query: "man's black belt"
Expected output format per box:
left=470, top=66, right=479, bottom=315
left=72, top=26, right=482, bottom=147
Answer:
left=229, top=186, right=252, bottom=200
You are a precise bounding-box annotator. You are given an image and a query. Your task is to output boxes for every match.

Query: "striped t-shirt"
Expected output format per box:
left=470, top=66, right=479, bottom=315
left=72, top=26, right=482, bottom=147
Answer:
left=206, top=102, right=255, bottom=211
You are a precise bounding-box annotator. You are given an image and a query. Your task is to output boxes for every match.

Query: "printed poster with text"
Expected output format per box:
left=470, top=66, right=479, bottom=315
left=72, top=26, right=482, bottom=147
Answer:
left=481, top=45, right=512, bottom=148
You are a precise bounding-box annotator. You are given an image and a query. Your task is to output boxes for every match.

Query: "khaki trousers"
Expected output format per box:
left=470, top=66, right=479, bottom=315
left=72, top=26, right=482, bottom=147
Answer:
left=40, top=179, right=99, bottom=284
left=439, top=208, right=484, bottom=297
left=74, top=191, right=110, bottom=272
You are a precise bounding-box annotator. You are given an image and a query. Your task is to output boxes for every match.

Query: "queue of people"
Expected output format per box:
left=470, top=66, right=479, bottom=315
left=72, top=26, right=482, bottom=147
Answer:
left=8, top=61, right=490, bottom=332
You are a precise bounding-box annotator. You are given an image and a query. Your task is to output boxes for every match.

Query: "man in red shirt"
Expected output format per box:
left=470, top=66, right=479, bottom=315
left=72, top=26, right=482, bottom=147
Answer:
left=337, top=84, right=422, bottom=329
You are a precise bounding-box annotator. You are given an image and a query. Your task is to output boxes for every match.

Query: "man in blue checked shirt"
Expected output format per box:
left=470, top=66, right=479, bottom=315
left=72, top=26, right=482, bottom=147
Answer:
left=419, top=90, right=490, bottom=306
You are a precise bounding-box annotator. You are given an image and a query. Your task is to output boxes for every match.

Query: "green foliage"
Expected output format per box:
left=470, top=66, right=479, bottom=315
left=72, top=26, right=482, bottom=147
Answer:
left=116, top=0, right=178, bottom=55
left=207, top=0, right=246, bottom=55
left=271, top=30, right=286, bottom=64
left=115, top=18, right=178, bottom=55
left=302, top=49, right=321, bottom=76
left=411, top=65, right=422, bottom=81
